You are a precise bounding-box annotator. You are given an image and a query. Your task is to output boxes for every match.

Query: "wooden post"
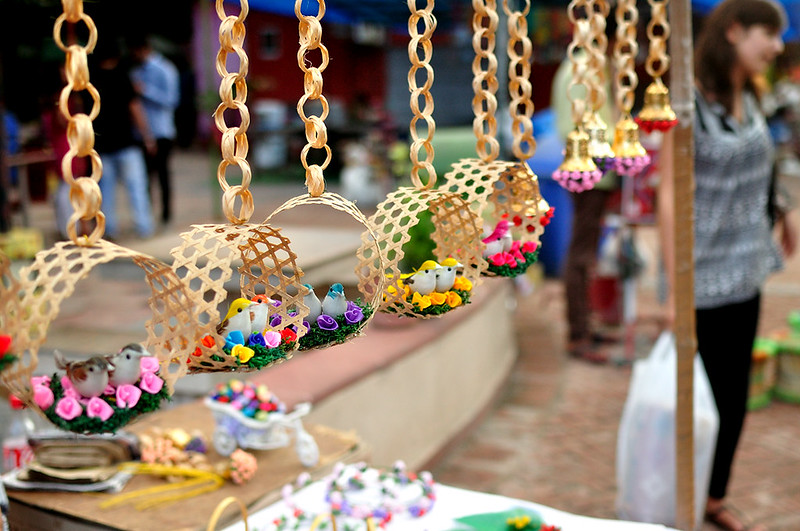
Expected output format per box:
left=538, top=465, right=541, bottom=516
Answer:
left=668, top=0, right=697, bottom=529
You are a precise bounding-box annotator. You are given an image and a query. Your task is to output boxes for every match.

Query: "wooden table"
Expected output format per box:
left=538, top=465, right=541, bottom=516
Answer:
left=6, top=400, right=368, bottom=531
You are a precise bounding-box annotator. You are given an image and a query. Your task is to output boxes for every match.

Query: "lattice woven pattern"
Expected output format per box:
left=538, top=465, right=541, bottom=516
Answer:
left=266, top=192, right=384, bottom=349
left=358, top=187, right=486, bottom=318
left=0, top=240, right=191, bottom=406
left=170, top=224, right=305, bottom=373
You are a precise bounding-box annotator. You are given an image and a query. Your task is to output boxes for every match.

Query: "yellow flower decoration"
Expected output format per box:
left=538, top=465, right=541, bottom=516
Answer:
left=507, top=515, right=531, bottom=529
left=411, top=291, right=432, bottom=310
left=231, top=344, right=255, bottom=364
left=429, top=292, right=447, bottom=306
left=453, top=276, right=472, bottom=292
left=446, top=290, right=462, bottom=308
left=403, top=284, right=412, bottom=298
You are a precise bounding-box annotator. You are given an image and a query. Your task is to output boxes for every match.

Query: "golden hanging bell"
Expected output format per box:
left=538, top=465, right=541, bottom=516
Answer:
left=612, top=116, right=648, bottom=159
left=637, top=78, right=677, bottom=124
left=557, top=128, right=598, bottom=173
left=583, top=112, right=616, bottom=160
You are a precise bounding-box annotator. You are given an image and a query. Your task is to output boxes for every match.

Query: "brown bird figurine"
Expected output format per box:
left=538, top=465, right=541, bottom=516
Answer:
left=54, top=350, right=114, bottom=398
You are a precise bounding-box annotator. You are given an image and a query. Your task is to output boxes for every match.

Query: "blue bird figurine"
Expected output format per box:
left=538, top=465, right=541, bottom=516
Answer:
left=321, top=283, right=348, bottom=318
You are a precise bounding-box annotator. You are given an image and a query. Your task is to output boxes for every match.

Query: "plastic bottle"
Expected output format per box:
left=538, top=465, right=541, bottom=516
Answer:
left=2, top=395, right=34, bottom=472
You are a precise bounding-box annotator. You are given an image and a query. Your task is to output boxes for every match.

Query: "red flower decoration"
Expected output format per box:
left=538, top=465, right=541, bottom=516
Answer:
left=0, top=335, right=11, bottom=356
left=512, top=215, right=523, bottom=227
left=9, top=394, right=26, bottom=410
left=280, top=328, right=297, bottom=343
left=201, top=335, right=216, bottom=348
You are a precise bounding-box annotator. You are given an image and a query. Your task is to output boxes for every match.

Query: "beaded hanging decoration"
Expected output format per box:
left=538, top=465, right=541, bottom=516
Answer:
left=0, top=0, right=197, bottom=434
left=357, top=0, right=485, bottom=319
left=635, top=0, right=678, bottom=133
left=443, top=0, right=549, bottom=279
left=552, top=0, right=604, bottom=192
left=263, top=0, right=384, bottom=352
left=170, top=0, right=307, bottom=373
left=611, top=0, right=652, bottom=177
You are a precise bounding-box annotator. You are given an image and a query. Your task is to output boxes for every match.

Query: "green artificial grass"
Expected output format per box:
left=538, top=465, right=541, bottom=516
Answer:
left=485, top=250, right=540, bottom=278
left=43, top=374, right=171, bottom=434
left=0, top=354, right=17, bottom=372
left=299, top=302, right=374, bottom=351
left=215, top=342, right=294, bottom=370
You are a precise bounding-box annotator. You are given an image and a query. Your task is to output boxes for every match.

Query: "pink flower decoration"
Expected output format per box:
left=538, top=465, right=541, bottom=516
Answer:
left=140, top=357, right=160, bottom=374
left=31, top=375, right=51, bottom=388
left=139, top=371, right=164, bottom=394
left=490, top=254, right=506, bottom=267
left=55, top=396, right=83, bottom=420
left=33, top=385, right=54, bottom=410
left=521, top=241, right=537, bottom=254
left=263, top=331, right=281, bottom=349
left=60, top=375, right=81, bottom=399
left=104, top=385, right=116, bottom=395
left=86, top=397, right=114, bottom=421
left=510, top=240, right=521, bottom=252
left=116, top=384, right=142, bottom=408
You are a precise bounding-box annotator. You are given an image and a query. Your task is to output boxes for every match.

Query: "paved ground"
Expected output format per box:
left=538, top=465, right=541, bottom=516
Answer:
left=6, top=148, right=800, bottom=530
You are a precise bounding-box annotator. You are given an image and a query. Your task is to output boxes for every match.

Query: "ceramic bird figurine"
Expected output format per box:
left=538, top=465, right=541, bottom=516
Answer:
left=302, top=283, right=323, bottom=323
left=321, top=283, right=348, bottom=317
left=435, top=258, right=463, bottom=292
left=482, top=219, right=511, bottom=258
left=249, top=299, right=270, bottom=336
left=404, top=260, right=440, bottom=295
left=107, top=343, right=150, bottom=386
left=217, top=298, right=254, bottom=338
left=54, top=350, right=114, bottom=398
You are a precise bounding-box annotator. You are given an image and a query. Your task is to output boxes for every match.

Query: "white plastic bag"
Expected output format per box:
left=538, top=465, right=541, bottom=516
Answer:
left=615, top=331, right=719, bottom=530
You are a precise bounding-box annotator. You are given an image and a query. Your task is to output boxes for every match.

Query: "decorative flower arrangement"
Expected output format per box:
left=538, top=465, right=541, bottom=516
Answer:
left=298, top=299, right=372, bottom=351
left=387, top=259, right=473, bottom=317
left=207, top=379, right=286, bottom=422
left=0, top=335, right=17, bottom=373
left=454, top=507, right=561, bottom=531
left=33, top=355, right=169, bottom=434
left=486, top=240, right=540, bottom=278
left=273, top=461, right=436, bottom=530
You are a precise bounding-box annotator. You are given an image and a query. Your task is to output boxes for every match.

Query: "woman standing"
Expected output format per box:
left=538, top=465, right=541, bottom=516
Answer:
left=659, top=1, right=796, bottom=530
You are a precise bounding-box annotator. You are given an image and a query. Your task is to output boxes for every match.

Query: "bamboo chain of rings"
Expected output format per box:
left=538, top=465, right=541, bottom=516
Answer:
left=214, top=0, right=254, bottom=224
left=586, top=0, right=609, bottom=116
left=566, top=0, right=594, bottom=127
left=472, top=0, right=500, bottom=163
left=53, top=0, right=104, bottom=246
left=614, top=0, right=639, bottom=116
left=407, top=0, right=437, bottom=190
left=503, top=0, right=535, bottom=161
left=295, top=0, right=331, bottom=197
left=645, top=0, right=670, bottom=80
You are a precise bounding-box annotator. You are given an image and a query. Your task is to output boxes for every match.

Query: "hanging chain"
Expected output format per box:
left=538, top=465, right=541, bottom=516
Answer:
left=295, top=0, right=330, bottom=197
left=407, top=0, right=437, bottom=190
left=566, top=0, right=593, bottom=127
left=472, top=0, right=499, bottom=162
left=614, top=0, right=639, bottom=116
left=503, top=0, right=535, bottom=161
left=586, top=0, right=609, bottom=116
left=53, top=0, right=104, bottom=246
left=645, top=0, right=670, bottom=80
left=214, top=0, right=253, bottom=224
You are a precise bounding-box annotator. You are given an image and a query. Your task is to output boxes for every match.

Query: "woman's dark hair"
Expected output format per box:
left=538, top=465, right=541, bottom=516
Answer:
left=694, top=0, right=786, bottom=112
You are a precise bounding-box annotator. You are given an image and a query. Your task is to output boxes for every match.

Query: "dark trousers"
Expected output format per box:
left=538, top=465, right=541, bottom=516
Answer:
left=564, top=188, right=611, bottom=342
left=146, top=138, right=174, bottom=223
left=696, top=294, right=760, bottom=499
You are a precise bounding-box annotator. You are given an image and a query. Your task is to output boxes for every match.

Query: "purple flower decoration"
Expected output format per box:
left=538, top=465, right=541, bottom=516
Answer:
left=248, top=333, right=266, bottom=347
left=346, top=300, right=359, bottom=312
left=271, top=300, right=282, bottom=308
left=185, top=436, right=207, bottom=454
left=344, top=306, right=364, bottom=325
left=317, top=314, right=339, bottom=331
left=269, top=314, right=282, bottom=328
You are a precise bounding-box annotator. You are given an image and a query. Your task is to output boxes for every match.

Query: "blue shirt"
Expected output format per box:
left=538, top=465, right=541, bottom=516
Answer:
left=131, top=51, right=180, bottom=140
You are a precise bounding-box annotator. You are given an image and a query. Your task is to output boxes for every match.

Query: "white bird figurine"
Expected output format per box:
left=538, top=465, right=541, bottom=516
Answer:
left=107, top=343, right=149, bottom=386
left=249, top=299, right=270, bottom=336
left=321, top=283, right=348, bottom=318
left=500, top=228, right=514, bottom=253
left=404, top=260, right=440, bottom=295
left=302, top=283, right=323, bottom=323
left=54, top=350, right=114, bottom=398
left=217, top=298, right=254, bottom=338
left=435, top=258, right=463, bottom=292
left=482, top=219, right=511, bottom=258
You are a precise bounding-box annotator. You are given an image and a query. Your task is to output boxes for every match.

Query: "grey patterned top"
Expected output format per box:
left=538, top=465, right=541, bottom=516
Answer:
left=693, top=89, right=782, bottom=309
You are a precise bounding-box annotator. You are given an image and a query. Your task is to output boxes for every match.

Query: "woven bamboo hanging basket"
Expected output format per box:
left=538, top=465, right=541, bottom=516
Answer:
left=357, top=0, right=486, bottom=320
left=171, top=0, right=307, bottom=374
left=0, top=3, right=198, bottom=434
left=261, top=0, right=384, bottom=352
left=443, top=0, right=549, bottom=279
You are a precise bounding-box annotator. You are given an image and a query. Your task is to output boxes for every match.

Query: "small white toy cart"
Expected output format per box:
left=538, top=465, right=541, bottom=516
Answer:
left=204, top=398, right=319, bottom=467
